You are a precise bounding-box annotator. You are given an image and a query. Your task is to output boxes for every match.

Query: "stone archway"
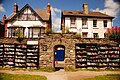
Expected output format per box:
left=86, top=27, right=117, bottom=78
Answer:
left=54, top=45, right=65, bottom=69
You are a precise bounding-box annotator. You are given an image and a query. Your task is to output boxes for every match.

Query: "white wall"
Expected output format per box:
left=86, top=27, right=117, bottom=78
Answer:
left=64, top=17, right=112, bottom=38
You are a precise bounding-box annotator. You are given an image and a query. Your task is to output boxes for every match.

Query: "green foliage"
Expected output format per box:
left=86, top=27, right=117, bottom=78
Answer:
left=84, top=74, right=120, bottom=80
left=15, top=28, right=23, bottom=38
left=64, top=67, right=77, bottom=72
left=0, top=73, right=47, bottom=80
left=74, top=33, right=81, bottom=39
left=109, top=33, right=120, bottom=39
left=106, top=27, right=120, bottom=39
left=65, top=27, right=70, bottom=33
left=39, top=67, right=55, bottom=72
left=46, top=29, right=53, bottom=34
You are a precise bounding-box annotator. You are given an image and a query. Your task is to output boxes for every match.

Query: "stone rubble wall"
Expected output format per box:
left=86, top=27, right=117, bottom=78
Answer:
left=0, top=34, right=119, bottom=69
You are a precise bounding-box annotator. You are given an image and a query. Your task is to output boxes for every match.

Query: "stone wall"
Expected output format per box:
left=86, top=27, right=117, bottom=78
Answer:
left=0, top=34, right=119, bottom=69
left=39, top=33, right=119, bottom=69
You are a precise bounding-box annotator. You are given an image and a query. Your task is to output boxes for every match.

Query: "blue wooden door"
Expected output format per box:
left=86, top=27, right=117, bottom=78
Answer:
left=55, top=50, right=64, bottom=61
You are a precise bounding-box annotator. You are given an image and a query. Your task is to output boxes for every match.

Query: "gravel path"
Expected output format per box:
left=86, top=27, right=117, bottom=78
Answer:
left=0, top=69, right=120, bottom=80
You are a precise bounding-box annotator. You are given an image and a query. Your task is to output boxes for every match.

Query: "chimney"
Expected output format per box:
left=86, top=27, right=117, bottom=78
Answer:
left=47, top=3, right=51, bottom=13
left=83, top=3, right=88, bottom=14
left=2, top=15, right=6, bottom=25
left=14, top=3, right=18, bottom=13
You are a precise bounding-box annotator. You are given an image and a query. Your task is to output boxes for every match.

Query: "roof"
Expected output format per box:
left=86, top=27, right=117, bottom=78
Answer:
left=35, top=9, right=50, bottom=21
left=6, top=13, right=16, bottom=20
left=62, top=10, right=114, bottom=18
left=6, top=4, right=50, bottom=21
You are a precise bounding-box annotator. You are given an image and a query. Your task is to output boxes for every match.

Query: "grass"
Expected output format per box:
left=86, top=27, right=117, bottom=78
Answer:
left=0, top=73, right=47, bottom=80
left=84, top=74, right=120, bottom=80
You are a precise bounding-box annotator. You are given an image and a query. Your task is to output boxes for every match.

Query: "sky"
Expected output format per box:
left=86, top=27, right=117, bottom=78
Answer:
left=0, top=0, right=120, bottom=32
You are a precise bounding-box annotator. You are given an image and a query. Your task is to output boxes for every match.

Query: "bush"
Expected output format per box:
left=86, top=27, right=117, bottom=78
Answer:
left=65, top=27, right=70, bottom=33
left=46, top=29, right=53, bottom=34
left=74, top=33, right=81, bottom=39
left=39, top=67, right=55, bottom=72
left=65, top=67, right=77, bottom=72
left=106, top=26, right=120, bottom=39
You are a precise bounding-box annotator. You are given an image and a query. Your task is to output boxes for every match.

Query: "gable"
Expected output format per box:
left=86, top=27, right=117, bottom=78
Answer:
left=18, top=7, right=39, bottom=21
left=9, top=4, right=43, bottom=22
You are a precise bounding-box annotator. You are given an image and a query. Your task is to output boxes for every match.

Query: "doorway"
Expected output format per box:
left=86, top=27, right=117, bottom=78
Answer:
left=54, top=45, right=65, bottom=69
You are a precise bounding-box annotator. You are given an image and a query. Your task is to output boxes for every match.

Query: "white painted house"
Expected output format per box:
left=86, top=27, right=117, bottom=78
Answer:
left=61, top=3, right=114, bottom=38
left=3, top=3, right=51, bottom=38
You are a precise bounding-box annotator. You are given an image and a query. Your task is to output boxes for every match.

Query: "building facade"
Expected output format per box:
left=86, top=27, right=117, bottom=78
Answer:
left=61, top=3, right=114, bottom=38
left=2, top=3, right=51, bottom=38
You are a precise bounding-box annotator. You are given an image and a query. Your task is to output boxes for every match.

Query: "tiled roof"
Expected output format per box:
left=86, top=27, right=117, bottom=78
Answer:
left=6, top=13, right=16, bottom=20
left=62, top=10, right=114, bottom=18
left=35, top=9, right=50, bottom=21
left=6, top=9, right=50, bottom=21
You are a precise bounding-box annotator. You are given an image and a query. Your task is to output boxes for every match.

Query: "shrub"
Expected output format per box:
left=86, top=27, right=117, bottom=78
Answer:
left=64, top=66, right=77, bottom=72
left=46, top=29, right=53, bottom=34
left=105, top=26, right=120, bottom=39
left=74, top=33, right=81, bottom=39
left=65, top=27, right=70, bottom=33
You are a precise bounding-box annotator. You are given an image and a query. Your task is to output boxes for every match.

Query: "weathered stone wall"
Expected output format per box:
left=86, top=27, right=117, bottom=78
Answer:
left=39, top=33, right=119, bottom=69
left=0, top=34, right=119, bottom=69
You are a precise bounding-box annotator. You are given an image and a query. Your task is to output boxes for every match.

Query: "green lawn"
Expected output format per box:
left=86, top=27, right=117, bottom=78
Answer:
left=84, top=74, right=120, bottom=80
left=0, top=73, right=47, bottom=80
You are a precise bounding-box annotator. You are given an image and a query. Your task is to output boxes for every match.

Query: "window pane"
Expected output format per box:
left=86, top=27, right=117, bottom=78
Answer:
left=70, top=17, right=76, bottom=28
left=93, top=20, right=97, bottom=27
left=82, top=32, right=88, bottom=38
left=33, top=28, right=40, bottom=38
left=93, top=33, right=98, bottom=38
left=27, top=14, right=36, bottom=20
left=82, top=18, right=88, bottom=29
left=104, top=20, right=107, bottom=27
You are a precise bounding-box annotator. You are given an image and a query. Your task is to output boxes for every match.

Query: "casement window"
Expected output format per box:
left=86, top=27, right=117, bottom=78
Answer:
left=8, top=27, right=24, bottom=38
left=70, top=17, right=76, bottom=28
left=93, top=20, right=97, bottom=27
left=82, top=32, right=88, bottom=38
left=103, top=20, right=107, bottom=27
left=28, top=27, right=45, bottom=38
left=93, top=33, right=98, bottom=38
left=82, top=18, right=88, bottom=29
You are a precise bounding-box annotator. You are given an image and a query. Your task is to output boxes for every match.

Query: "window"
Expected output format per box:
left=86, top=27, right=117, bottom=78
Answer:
left=70, top=17, right=76, bottom=28
left=8, top=27, right=24, bottom=38
left=82, top=18, right=88, bottom=29
left=93, top=33, right=98, bottom=38
left=93, top=20, right=97, bottom=27
left=28, top=27, right=45, bottom=38
left=82, top=32, right=88, bottom=38
left=103, top=20, right=107, bottom=27
left=82, top=18, right=87, bottom=25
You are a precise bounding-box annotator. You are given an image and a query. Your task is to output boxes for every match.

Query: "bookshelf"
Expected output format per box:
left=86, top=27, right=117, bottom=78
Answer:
left=75, top=43, right=120, bottom=68
left=0, top=44, right=4, bottom=67
left=0, top=43, right=39, bottom=69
